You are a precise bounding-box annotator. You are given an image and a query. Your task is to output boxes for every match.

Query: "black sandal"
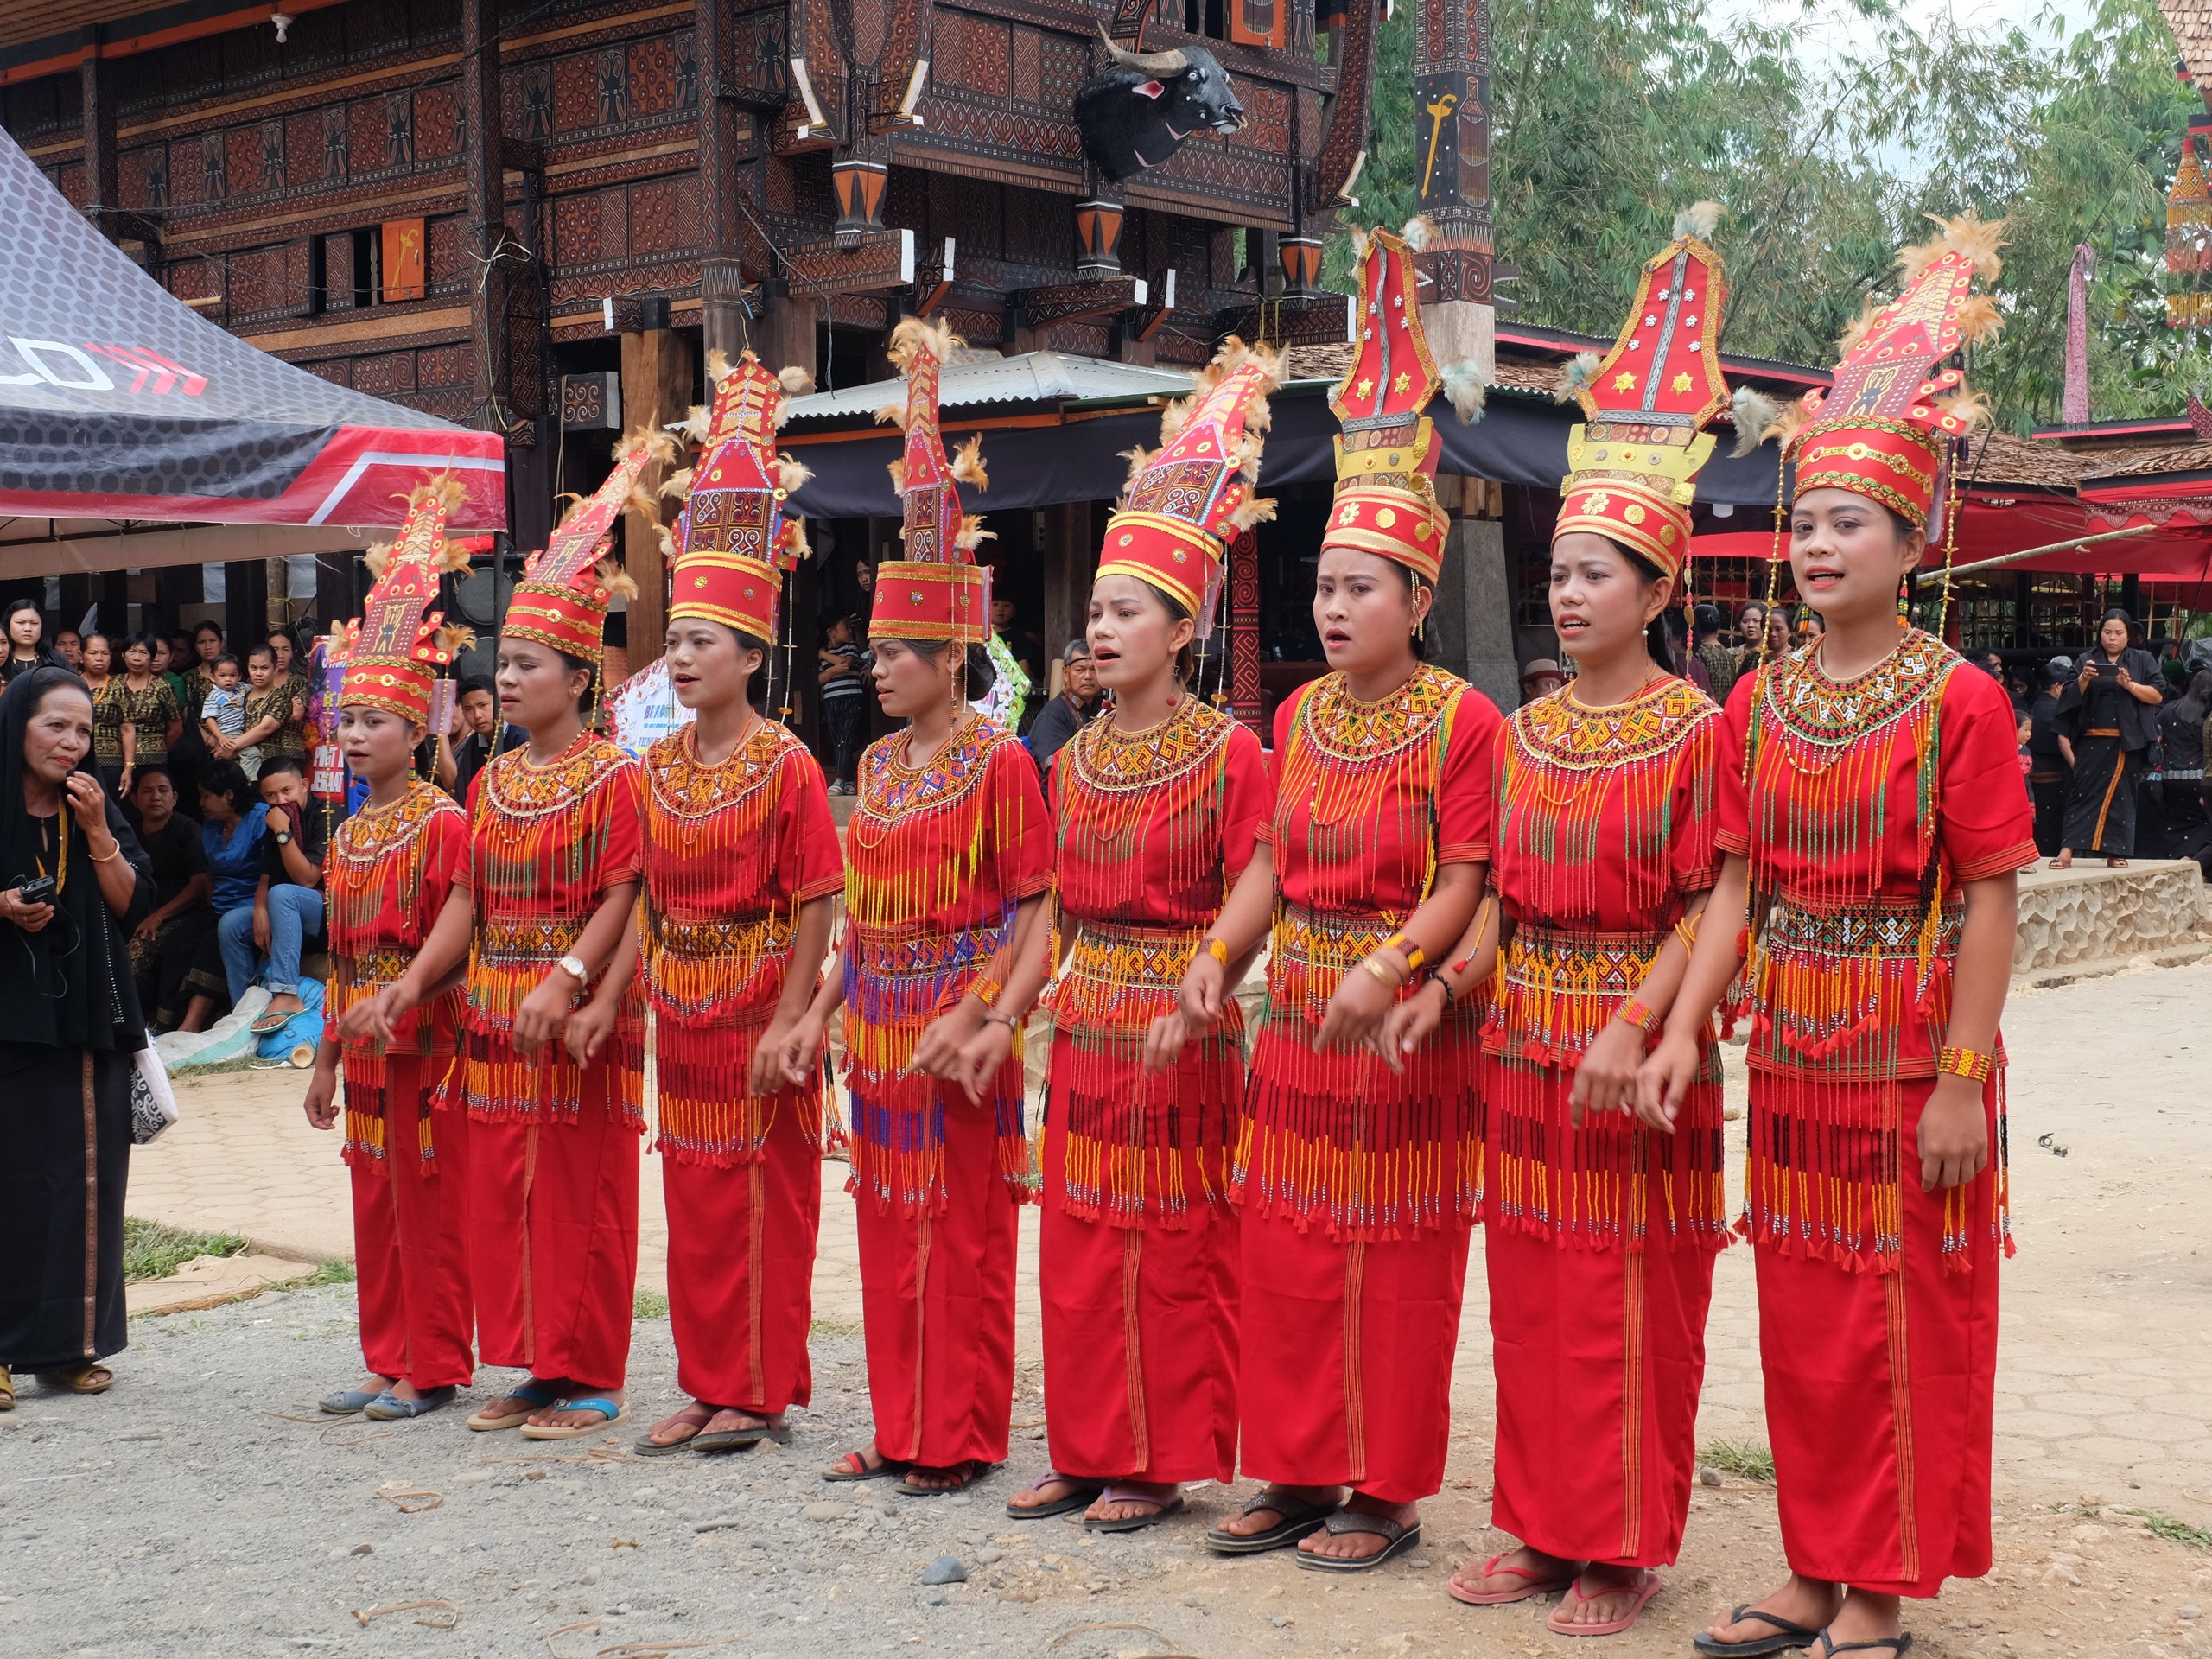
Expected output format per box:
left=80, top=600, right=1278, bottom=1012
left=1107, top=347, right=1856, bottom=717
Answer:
left=1005, top=1471, right=1104, bottom=1520
left=1293, top=1509, right=1421, bottom=1573
left=1691, top=1606, right=1825, bottom=1656
left=1203, top=1489, right=1338, bottom=1555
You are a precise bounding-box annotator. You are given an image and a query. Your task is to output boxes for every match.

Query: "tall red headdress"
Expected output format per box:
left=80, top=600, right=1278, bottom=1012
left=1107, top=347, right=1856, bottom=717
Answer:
left=868, top=317, right=991, bottom=645
left=504, top=424, right=673, bottom=663
left=665, top=350, right=815, bottom=642
left=329, top=474, right=474, bottom=723
left=1552, top=205, right=1736, bottom=581
left=1783, top=213, right=2004, bottom=529
left=1322, top=223, right=1451, bottom=582
left=1096, top=338, right=1280, bottom=632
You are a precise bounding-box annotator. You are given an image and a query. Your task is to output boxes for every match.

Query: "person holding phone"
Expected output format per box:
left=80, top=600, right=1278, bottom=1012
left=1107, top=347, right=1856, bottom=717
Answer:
left=2051, top=607, right=2163, bottom=869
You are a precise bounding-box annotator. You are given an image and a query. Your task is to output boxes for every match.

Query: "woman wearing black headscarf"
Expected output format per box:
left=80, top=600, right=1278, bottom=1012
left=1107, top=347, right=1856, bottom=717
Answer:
left=0, top=666, right=154, bottom=1407
left=2053, top=609, right=2164, bottom=868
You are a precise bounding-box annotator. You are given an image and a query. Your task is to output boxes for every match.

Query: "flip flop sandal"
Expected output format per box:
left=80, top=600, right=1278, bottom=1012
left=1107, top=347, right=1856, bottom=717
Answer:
left=695, top=1416, right=790, bottom=1454
left=1084, top=1487, right=1186, bottom=1535
left=362, top=1385, right=458, bottom=1421
left=1548, top=1570, right=1663, bottom=1637
left=634, top=1404, right=718, bottom=1457
left=250, top=1006, right=302, bottom=1034
left=1448, top=1550, right=1582, bottom=1606
left=1294, top=1510, right=1422, bottom=1574
left=896, top=1459, right=996, bottom=1497
left=1006, top=1472, right=1104, bottom=1520
left=0, top=1367, right=14, bottom=1412
left=467, top=1380, right=564, bottom=1433
left=1204, top=1490, right=1339, bottom=1555
left=823, top=1449, right=908, bottom=1484
left=1691, top=1606, right=1827, bottom=1656
left=319, top=1386, right=387, bottom=1415
left=518, top=1396, right=631, bottom=1440
left=35, top=1364, right=113, bottom=1395
left=1816, top=1637, right=1913, bottom=1659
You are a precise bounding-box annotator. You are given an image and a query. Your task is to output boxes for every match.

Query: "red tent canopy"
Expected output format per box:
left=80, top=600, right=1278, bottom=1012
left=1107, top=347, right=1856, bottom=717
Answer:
left=0, top=128, right=504, bottom=530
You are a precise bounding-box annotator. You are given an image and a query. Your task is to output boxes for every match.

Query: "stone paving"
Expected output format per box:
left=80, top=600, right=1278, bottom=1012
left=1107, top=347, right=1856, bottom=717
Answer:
left=129, top=957, right=2212, bottom=1527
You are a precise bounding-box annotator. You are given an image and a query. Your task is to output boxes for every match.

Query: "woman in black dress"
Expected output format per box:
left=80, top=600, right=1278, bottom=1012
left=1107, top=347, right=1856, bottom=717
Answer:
left=0, top=666, right=155, bottom=1406
left=2151, top=669, right=2212, bottom=872
left=0, top=598, right=54, bottom=687
left=124, top=766, right=214, bottom=1031
left=2053, top=609, right=2164, bottom=868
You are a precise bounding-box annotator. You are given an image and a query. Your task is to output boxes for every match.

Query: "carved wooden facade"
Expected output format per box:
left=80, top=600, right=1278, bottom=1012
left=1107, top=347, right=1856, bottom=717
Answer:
left=2, top=0, right=1372, bottom=550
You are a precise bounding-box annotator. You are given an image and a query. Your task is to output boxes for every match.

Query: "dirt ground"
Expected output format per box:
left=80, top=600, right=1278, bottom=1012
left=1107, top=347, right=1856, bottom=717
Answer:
left=4, top=960, right=2209, bottom=1659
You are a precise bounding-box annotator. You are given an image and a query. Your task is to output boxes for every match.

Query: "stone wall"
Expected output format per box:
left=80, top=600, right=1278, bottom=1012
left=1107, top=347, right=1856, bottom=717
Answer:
left=2014, top=860, right=2210, bottom=974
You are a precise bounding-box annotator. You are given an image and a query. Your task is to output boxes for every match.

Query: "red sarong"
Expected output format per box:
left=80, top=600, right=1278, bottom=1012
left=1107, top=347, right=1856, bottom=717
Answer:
left=854, top=1086, right=1020, bottom=1468
left=1038, top=1111, right=1238, bottom=1484
left=350, top=1057, right=475, bottom=1391
left=1236, top=1202, right=1470, bottom=1503
left=467, top=1075, right=640, bottom=1392
left=662, top=1102, right=821, bottom=1414
left=1757, top=1073, right=2000, bottom=1597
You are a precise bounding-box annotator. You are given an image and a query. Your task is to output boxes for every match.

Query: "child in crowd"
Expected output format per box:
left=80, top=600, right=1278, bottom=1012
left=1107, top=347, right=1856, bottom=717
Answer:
left=200, top=653, right=259, bottom=779
left=816, top=614, right=866, bottom=794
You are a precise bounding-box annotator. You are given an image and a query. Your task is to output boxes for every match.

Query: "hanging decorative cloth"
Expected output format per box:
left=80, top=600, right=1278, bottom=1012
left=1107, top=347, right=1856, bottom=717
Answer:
left=868, top=317, right=993, bottom=645
left=1095, top=336, right=1281, bottom=630
left=665, top=349, right=815, bottom=641
left=1551, top=204, right=1738, bottom=580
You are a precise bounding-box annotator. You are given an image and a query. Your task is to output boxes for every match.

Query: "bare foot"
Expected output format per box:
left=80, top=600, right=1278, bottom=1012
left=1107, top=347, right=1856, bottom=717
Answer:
left=1297, top=1491, right=1416, bottom=1563
left=1007, top=1472, right=1101, bottom=1515
left=1704, top=1573, right=1842, bottom=1648
left=2048, top=852, right=2074, bottom=869
left=1085, top=1479, right=1179, bottom=1526
left=2107, top=856, right=2129, bottom=868
left=701, top=1408, right=783, bottom=1437
left=528, top=1389, right=621, bottom=1432
left=482, top=1376, right=567, bottom=1423
left=1551, top=1565, right=1660, bottom=1631
left=1211, top=1484, right=1343, bottom=1540
left=900, top=1460, right=984, bottom=1492
left=1448, top=1542, right=1580, bottom=1600
left=1822, top=1586, right=1905, bottom=1653
left=646, top=1401, right=716, bottom=1447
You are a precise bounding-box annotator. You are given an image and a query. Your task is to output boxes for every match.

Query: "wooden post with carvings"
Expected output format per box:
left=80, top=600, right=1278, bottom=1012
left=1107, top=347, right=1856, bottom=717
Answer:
left=696, top=0, right=746, bottom=365
left=618, top=327, right=696, bottom=671
left=79, top=54, right=118, bottom=245
left=461, top=0, right=512, bottom=436
left=1414, top=0, right=1497, bottom=378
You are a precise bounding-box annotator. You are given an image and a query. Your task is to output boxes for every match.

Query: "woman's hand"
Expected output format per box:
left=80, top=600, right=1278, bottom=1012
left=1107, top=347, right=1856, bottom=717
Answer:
left=1570, top=1018, right=1649, bottom=1127
left=1176, top=954, right=1230, bottom=1029
left=118, top=766, right=134, bottom=798
left=748, top=1014, right=796, bottom=1097
left=302, top=1065, right=340, bottom=1131
left=340, top=983, right=408, bottom=1046
left=1316, top=958, right=1398, bottom=1054
left=1633, top=1030, right=1702, bottom=1131
left=2078, top=663, right=2095, bottom=693
left=779, top=1009, right=828, bottom=1089
left=949, top=1017, right=1014, bottom=1104
left=1376, top=977, right=1448, bottom=1073
left=0, top=886, right=54, bottom=934
left=132, top=912, right=164, bottom=942
left=511, top=971, right=577, bottom=1058
left=563, top=993, right=619, bottom=1067
left=910, top=1001, right=986, bottom=1079
left=251, top=903, right=271, bottom=951
left=1141, top=1007, right=1192, bottom=1076
left=63, top=772, right=111, bottom=843
left=1918, top=1075, right=1990, bottom=1190
left=2114, top=664, right=2133, bottom=689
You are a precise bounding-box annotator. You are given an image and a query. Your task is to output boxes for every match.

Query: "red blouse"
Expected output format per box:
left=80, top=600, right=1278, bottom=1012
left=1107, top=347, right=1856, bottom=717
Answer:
left=458, top=734, right=645, bottom=1122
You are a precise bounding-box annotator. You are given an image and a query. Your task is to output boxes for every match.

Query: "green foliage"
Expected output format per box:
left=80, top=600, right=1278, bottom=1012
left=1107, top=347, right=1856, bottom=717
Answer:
left=122, top=1217, right=247, bottom=1282
left=633, top=1289, right=671, bottom=1319
left=1700, top=1438, right=1778, bottom=1481
left=1336, top=0, right=2199, bottom=428
left=305, top=1258, right=356, bottom=1286
left=2127, top=1508, right=2212, bottom=1548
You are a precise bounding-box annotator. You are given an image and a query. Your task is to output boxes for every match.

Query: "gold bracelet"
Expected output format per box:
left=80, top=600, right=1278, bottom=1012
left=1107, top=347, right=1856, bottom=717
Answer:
left=89, top=841, right=123, bottom=863
left=1360, top=956, right=1403, bottom=988
left=1936, top=1044, right=1994, bottom=1083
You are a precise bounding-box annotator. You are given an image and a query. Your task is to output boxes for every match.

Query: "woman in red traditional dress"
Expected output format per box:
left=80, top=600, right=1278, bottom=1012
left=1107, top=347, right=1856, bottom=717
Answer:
left=1641, top=218, right=2033, bottom=1659
left=1173, top=227, right=1497, bottom=1571
left=1396, top=214, right=1739, bottom=1636
left=633, top=352, right=844, bottom=1456
left=782, top=319, right=1052, bottom=1496
left=348, top=434, right=660, bottom=1440
left=303, top=478, right=476, bottom=1422
left=984, top=344, right=1275, bottom=1531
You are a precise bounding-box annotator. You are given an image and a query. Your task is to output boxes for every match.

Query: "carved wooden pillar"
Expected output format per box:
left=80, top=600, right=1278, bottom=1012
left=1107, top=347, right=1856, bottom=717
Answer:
left=462, top=0, right=511, bottom=430
left=1414, top=0, right=1497, bottom=378
left=1229, top=527, right=1263, bottom=730
left=696, top=0, right=747, bottom=365
left=618, top=327, right=696, bottom=668
left=79, top=54, right=118, bottom=243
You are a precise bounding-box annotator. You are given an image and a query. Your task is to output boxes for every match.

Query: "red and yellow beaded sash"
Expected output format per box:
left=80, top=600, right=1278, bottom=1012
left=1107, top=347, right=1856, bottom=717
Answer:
left=842, top=718, right=1032, bottom=1217
left=1237, top=666, right=1480, bottom=1240
left=326, top=782, right=467, bottom=1171
left=1046, top=699, right=1244, bottom=1228
left=1738, top=631, right=2004, bottom=1273
left=463, top=738, right=644, bottom=1127
left=642, top=721, right=822, bottom=1166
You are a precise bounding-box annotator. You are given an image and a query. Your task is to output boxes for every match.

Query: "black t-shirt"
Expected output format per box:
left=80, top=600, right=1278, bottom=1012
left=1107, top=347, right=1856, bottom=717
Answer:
left=139, top=811, right=209, bottom=908
left=259, top=798, right=329, bottom=888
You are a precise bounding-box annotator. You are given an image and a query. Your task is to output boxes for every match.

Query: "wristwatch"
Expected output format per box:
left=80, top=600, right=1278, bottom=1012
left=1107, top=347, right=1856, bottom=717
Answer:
left=556, top=953, right=590, bottom=988
left=273, top=830, right=292, bottom=846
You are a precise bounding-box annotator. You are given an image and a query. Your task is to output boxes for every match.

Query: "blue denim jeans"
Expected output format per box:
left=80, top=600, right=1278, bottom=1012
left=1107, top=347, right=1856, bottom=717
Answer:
left=217, top=886, right=326, bottom=1002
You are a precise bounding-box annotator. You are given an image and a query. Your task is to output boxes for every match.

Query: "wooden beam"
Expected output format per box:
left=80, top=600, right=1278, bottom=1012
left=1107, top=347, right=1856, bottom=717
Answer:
left=912, top=237, right=957, bottom=316
left=780, top=227, right=916, bottom=297
left=79, top=54, right=118, bottom=245
left=1131, top=268, right=1178, bottom=341
left=618, top=327, right=696, bottom=668
left=1212, top=291, right=1351, bottom=348
left=1013, top=275, right=1146, bottom=332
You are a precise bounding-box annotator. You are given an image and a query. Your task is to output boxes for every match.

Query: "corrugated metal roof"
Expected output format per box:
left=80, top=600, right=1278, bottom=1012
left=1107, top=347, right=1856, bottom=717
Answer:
left=781, top=349, right=1197, bottom=422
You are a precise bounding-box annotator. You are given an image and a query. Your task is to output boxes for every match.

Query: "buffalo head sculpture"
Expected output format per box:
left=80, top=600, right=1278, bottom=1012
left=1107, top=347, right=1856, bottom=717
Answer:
left=1074, top=29, right=1245, bottom=182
